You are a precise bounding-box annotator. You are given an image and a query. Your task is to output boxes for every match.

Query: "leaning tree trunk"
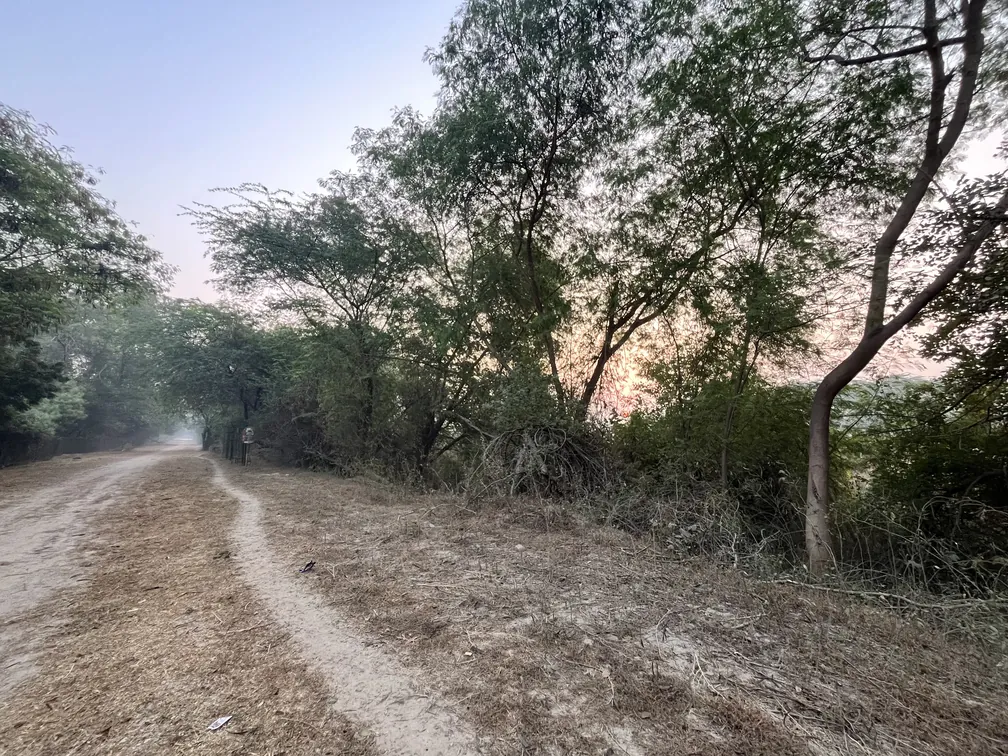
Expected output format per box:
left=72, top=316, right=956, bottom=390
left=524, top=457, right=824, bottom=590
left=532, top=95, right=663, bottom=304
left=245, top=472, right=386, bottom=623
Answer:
left=805, top=187, right=1008, bottom=574
left=804, top=0, right=989, bottom=575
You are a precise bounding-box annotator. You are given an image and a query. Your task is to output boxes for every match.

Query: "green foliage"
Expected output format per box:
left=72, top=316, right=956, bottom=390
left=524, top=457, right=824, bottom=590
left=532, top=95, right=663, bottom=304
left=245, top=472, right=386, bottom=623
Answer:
left=152, top=300, right=274, bottom=440
left=833, top=379, right=1007, bottom=589
left=479, top=362, right=566, bottom=431
left=912, top=167, right=1008, bottom=400
left=615, top=381, right=811, bottom=500
left=53, top=302, right=168, bottom=441
left=866, top=384, right=1006, bottom=515
left=0, top=104, right=170, bottom=434
left=10, top=381, right=87, bottom=436
left=0, top=106, right=169, bottom=304
left=0, top=340, right=64, bottom=425
left=192, top=176, right=424, bottom=329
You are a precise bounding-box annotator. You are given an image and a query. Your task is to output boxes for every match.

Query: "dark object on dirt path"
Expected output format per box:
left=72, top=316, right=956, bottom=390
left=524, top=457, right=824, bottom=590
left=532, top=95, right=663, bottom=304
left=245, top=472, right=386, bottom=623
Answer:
left=299, top=560, right=315, bottom=573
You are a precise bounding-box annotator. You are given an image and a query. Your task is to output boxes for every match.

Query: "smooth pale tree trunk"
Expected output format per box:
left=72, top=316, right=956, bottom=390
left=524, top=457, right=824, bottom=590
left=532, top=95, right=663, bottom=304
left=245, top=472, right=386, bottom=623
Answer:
left=805, top=0, right=989, bottom=574
left=806, top=393, right=833, bottom=572
left=806, top=188, right=1008, bottom=574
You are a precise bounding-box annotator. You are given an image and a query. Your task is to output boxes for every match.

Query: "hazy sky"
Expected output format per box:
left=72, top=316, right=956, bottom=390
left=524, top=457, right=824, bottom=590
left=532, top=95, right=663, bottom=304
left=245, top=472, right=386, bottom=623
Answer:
left=3, top=0, right=459, bottom=300
left=4, top=2, right=1004, bottom=303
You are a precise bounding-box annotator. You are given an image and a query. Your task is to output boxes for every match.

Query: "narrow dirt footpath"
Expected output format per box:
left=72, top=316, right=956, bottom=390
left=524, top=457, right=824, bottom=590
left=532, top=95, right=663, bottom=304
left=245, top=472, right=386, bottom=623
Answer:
left=0, top=452, right=374, bottom=756
left=213, top=461, right=479, bottom=756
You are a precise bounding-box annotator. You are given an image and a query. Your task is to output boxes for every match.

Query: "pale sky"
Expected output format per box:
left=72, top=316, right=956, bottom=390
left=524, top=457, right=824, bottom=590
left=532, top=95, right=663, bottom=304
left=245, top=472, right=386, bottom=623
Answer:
left=3, top=2, right=1004, bottom=303
left=2, top=0, right=459, bottom=300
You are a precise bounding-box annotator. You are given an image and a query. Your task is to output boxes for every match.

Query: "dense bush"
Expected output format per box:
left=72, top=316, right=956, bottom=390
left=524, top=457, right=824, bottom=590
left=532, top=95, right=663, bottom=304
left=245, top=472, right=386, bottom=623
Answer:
left=835, top=380, right=1008, bottom=592
left=612, top=381, right=811, bottom=540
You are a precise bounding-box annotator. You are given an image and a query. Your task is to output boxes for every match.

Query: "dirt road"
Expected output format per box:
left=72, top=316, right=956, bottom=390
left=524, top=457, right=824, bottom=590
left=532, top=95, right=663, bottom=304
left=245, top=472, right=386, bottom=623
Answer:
left=0, top=452, right=164, bottom=700
left=1, top=448, right=1005, bottom=756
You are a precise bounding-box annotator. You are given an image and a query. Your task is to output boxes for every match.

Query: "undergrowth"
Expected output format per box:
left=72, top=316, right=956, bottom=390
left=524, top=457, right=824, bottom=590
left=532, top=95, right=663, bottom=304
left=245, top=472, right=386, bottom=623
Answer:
left=455, top=422, right=1008, bottom=605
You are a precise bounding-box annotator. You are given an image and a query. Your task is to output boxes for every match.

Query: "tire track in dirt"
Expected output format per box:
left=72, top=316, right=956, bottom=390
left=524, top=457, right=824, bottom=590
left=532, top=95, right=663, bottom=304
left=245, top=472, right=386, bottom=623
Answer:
left=0, top=454, right=376, bottom=756
left=212, top=461, right=480, bottom=756
left=0, top=452, right=167, bottom=702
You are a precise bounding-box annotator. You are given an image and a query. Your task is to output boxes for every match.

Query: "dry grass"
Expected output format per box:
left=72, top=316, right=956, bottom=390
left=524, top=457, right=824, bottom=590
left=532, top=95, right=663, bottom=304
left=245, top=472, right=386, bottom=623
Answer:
left=0, top=455, right=375, bottom=756
left=231, top=464, right=1008, bottom=756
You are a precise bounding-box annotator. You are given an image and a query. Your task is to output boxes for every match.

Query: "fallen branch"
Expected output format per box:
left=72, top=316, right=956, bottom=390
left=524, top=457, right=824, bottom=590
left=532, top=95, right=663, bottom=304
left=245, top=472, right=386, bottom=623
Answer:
left=771, top=578, right=1008, bottom=611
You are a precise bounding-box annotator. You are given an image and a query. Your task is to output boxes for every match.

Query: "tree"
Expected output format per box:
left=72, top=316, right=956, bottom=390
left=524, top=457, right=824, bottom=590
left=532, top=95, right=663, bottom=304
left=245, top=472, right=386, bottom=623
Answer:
left=191, top=175, right=428, bottom=450
left=152, top=301, right=273, bottom=449
left=803, top=0, right=1008, bottom=574
left=420, top=0, right=643, bottom=409
left=0, top=104, right=169, bottom=427
left=915, top=165, right=1008, bottom=403
left=621, top=0, right=937, bottom=486
left=53, top=301, right=167, bottom=442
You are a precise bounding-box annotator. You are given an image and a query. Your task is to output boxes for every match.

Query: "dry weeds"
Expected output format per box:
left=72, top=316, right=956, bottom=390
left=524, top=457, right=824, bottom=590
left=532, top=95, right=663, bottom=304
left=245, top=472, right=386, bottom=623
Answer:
left=232, top=464, right=1008, bottom=756
left=0, top=455, right=375, bottom=756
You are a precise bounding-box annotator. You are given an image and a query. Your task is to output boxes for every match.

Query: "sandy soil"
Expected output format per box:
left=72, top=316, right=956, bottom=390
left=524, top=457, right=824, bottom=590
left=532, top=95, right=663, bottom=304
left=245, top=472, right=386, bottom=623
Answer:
left=0, top=451, right=165, bottom=700
left=1, top=449, right=1005, bottom=756
left=0, top=452, right=373, bottom=756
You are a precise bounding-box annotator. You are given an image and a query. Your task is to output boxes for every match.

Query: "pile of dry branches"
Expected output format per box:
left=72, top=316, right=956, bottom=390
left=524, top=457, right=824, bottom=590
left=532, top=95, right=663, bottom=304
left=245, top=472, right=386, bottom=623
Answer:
left=465, top=425, right=615, bottom=500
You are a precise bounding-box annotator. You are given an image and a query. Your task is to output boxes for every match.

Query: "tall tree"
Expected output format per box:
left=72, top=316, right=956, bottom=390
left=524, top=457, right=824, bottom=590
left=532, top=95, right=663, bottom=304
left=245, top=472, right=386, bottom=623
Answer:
left=422, top=0, right=642, bottom=408
left=154, top=301, right=273, bottom=447
left=191, top=175, right=427, bottom=446
left=53, top=302, right=167, bottom=442
left=0, top=104, right=169, bottom=426
left=802, top=0, right=1008, bottom=573
left=619, top=0, right=925, bottom=477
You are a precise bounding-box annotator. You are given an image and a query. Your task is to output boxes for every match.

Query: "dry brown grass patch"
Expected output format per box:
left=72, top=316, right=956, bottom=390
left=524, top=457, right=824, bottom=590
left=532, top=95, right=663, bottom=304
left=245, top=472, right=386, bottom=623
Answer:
left=229, top=463, right=1008, bottom=755
left=0, top=455, right=375, bottom=756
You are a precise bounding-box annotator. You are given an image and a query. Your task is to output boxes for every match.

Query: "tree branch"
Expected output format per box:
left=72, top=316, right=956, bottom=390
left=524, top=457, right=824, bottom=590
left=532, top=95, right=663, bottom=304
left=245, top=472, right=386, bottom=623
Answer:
left=803, top=35, right=966, bottom=66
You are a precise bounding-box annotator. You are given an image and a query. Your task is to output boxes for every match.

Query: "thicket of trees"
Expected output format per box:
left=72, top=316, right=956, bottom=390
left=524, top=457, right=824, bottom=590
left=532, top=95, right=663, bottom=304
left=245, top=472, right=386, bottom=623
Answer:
left=0, top=104, right=171, bottom=461
left=2, top=0, right=1006, bottom=590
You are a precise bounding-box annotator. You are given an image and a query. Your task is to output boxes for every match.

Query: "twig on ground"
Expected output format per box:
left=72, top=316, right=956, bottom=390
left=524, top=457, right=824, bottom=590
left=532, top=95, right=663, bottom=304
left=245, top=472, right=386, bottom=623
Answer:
left=692, top=652, right=721, bottom=697
left=278, top=715, right=325, bottom=734
left=772, top=578, right=1008, bottom=611
left=226, top=622, right=269, bottom=635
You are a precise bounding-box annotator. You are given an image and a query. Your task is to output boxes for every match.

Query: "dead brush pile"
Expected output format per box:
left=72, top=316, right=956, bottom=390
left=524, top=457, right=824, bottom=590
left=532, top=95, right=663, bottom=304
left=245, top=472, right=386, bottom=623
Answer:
left=463, top=426, right=795, bottom=573
left=464, top=424, right=615, bottom=499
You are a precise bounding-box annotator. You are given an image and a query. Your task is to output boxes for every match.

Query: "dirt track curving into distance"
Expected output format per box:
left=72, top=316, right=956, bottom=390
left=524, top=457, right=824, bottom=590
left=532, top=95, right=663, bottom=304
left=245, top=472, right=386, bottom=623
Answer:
left=0, top=451, right=165, bottom=702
